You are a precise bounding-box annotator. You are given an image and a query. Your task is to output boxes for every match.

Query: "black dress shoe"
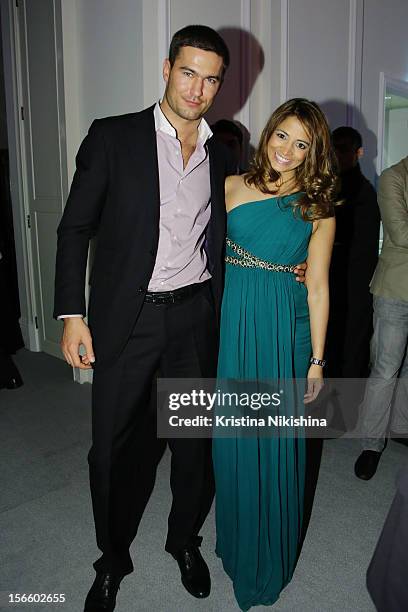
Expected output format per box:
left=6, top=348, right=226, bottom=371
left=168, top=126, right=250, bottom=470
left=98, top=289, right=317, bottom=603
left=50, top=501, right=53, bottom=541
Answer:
left=0, top=371, right=23, bottom=390
left=354, top=450, right=382, bottom=480
left=5, top=374, right=24, bottom=389
left=173, top=545, right=211, bottom=598
left=84, top=572, right=123, bottom=612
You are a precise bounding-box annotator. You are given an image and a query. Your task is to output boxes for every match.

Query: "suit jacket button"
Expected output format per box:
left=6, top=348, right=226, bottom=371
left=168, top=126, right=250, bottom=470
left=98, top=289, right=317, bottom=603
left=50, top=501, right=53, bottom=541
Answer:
left=149, top=249, right=156, bottom=256
left=138, top=286, right=146, bottom=293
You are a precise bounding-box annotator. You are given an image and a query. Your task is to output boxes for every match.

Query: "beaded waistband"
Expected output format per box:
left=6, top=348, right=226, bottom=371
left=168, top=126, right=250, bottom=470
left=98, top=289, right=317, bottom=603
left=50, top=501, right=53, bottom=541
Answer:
left=225, top=238, right=296, bottom=273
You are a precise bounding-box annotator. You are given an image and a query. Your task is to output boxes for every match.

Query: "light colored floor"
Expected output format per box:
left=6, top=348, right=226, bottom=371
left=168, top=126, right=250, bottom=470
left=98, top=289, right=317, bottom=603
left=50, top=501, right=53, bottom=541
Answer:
left=1, top=349, right=407, bottom=612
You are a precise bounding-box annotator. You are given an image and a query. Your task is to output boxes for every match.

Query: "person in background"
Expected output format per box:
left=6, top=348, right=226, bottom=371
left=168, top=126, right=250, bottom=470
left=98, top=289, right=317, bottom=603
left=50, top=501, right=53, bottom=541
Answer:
left=326, top=126, right=380, bottom=379
left=355, top=155, right=408, bottom=481
left=0, top=148, right=24, bottom=391
left=211, top=119, right=245, bottom=173
left=0, top=247, right=24, bottom=391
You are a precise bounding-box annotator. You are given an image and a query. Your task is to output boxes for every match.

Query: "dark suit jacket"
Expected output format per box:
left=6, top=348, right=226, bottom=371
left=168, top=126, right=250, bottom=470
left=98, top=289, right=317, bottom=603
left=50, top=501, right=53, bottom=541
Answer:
left=54, top=105, right=234, bottom=365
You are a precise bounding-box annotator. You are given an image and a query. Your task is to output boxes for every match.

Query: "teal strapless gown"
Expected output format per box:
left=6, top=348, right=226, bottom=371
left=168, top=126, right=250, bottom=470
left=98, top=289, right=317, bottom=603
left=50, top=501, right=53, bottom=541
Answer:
left=213, top=193, right=313, bottom=610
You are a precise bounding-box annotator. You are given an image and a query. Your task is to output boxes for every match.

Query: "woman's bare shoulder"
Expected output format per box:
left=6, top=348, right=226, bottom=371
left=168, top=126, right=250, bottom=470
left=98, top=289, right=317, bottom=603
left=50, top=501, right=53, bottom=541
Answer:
left=225, top=175, right=248, bottom=211
left=225, top=174, right=246, bottom=194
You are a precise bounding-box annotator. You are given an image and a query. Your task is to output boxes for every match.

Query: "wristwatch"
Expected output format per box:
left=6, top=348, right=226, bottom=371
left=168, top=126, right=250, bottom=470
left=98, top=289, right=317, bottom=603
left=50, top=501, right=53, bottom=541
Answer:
left=310, top=357, right=326, bottom=367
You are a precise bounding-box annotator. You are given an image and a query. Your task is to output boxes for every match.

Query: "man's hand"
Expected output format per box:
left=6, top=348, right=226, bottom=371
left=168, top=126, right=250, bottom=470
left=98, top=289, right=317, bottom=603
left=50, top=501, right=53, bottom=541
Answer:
left=61, top=318, right=95, bottom=369
left=294, top=261, right=307, bottom=283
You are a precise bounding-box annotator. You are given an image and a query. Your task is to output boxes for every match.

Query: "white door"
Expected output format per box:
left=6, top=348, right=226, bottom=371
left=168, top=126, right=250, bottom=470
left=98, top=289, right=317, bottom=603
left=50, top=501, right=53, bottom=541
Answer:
left=17, top=0, right=67, bottom=358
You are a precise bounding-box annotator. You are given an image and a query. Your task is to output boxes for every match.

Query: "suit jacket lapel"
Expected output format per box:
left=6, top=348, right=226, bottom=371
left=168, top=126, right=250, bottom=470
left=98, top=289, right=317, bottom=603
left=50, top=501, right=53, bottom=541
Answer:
left=127, top=106, right=160, bottom=231
left=207, top=138, right=226, bottom=272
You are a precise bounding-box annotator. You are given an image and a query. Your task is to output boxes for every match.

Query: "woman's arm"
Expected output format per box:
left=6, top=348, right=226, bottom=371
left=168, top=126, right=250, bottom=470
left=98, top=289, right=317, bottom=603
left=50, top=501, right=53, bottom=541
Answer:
left=304, top=216, right=336, bottom=402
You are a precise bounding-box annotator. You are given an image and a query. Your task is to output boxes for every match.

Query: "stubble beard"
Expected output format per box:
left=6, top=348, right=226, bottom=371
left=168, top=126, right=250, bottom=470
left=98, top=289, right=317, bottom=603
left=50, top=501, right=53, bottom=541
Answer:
left=164, top=89, right=206, bottom=123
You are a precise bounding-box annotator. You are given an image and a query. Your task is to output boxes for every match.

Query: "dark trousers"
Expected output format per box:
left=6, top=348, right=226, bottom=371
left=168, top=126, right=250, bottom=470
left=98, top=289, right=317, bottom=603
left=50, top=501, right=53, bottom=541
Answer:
left=326, top=247, right=374, bottom=379
left=89, top=283, right=218, bottom=575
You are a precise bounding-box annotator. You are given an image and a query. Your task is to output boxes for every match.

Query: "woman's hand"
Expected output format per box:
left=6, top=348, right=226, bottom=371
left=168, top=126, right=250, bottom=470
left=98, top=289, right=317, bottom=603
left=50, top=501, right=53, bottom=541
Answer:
left=304, top=364, right=324, bottom=403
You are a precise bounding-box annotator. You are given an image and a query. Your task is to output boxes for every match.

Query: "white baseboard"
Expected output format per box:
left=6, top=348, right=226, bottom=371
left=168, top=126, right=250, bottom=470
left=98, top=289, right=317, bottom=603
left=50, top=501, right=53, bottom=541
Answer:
left=19, top=317, right=40, bottom=351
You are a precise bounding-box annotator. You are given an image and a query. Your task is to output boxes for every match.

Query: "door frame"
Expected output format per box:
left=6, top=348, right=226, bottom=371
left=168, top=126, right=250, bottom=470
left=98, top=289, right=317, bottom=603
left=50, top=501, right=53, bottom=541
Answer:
left=1, top=0, right=39, bottom=350
left=1, top=0, right=67, bottom=354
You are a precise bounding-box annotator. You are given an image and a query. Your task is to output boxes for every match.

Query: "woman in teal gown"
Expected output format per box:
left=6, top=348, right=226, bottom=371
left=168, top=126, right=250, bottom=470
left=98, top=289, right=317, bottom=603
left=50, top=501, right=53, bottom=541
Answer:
left=213, top=99, right=338, bottom=610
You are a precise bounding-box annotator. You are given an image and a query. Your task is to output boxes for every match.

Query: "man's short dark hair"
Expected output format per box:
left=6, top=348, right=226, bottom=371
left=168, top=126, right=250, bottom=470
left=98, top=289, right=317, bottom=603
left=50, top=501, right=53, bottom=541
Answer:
left=211, top=120, right=243, bottom=146
left=332, top=126, right=363, bottom=150
left=169, top=25, right=230, bottom=77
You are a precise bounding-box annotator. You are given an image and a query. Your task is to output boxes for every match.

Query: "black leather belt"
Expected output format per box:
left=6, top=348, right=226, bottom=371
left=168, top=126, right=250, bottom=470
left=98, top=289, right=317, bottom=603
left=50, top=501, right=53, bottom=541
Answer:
left=144, top=281, right=209, bottom=304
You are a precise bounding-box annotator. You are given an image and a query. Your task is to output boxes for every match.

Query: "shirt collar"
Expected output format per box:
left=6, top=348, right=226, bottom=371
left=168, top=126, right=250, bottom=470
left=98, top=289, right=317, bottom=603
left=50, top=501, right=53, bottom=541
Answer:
left=154, top=101, right=212, bottom=144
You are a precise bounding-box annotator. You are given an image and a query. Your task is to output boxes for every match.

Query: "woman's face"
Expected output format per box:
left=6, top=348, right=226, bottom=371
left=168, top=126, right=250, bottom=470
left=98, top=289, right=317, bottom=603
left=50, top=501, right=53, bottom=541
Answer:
left=267, top=115, right=311, bottom=180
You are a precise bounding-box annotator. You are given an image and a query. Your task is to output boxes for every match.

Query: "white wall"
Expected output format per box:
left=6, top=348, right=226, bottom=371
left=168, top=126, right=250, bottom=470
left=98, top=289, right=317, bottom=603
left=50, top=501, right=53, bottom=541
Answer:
left=361, top=0, right=408, bottom=181
left=61, top=0, right=144, bottom=182
left=59, top=0, right=408, bottom=186
left=287, top=0, right=350, bottom=126
left=76, top=0, right=144, bottom=131
left=136, top=0, right=408, bottom=185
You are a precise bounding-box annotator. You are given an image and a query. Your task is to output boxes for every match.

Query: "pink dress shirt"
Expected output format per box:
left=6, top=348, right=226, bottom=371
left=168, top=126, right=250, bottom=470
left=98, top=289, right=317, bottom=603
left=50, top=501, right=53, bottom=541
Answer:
left=148, top=103, right=212, bottom=291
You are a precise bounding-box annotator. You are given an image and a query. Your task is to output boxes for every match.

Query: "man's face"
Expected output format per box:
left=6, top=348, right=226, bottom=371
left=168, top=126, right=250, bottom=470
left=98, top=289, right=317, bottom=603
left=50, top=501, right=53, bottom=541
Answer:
left=333, top=137, right=362, bottom=172
left=163, top=46, right=224, bottom=122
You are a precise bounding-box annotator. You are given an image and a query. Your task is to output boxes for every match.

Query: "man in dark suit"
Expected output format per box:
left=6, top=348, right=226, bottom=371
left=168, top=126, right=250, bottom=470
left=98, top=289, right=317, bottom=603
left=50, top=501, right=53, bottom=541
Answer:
left=54, top=26, right=233, bottom=611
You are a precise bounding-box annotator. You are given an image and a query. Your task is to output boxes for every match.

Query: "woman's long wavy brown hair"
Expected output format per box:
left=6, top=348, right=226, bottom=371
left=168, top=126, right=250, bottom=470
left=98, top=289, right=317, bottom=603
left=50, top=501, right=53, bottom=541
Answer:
left=245, top=98, right=339, bottom=220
